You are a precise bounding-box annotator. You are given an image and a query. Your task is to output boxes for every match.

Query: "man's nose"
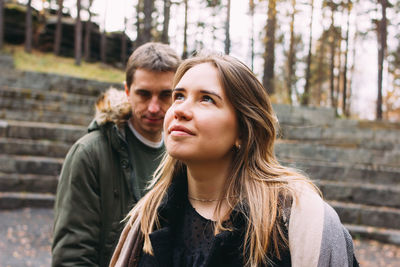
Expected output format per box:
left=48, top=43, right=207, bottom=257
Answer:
left=148, top=96, right=161, bottom=113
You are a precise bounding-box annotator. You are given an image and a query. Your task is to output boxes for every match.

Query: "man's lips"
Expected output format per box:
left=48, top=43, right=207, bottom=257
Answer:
left=143, top=117, right=163, bottom=123
left=168, top=125, right=194, bottom=135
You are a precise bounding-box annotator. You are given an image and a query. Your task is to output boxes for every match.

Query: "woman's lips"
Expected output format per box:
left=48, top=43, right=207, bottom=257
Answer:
left=168, top=125, right=194, bottom=136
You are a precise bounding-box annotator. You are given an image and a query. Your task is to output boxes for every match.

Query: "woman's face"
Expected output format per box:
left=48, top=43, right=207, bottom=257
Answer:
left=164, top=63, right=239, bottom=164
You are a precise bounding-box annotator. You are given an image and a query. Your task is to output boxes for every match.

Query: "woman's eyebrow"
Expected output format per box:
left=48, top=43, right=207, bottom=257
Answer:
left=173, top=88, right=222, bottom=100
left=199, top=90, right=222, bottom=100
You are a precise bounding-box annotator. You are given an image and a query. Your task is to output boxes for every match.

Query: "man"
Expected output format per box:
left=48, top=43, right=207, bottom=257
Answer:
left=52, top=42, right=181, bottom=266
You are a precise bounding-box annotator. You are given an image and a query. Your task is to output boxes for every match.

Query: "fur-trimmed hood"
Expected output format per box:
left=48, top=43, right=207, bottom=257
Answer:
left=94, top=87, right=132, bottom=128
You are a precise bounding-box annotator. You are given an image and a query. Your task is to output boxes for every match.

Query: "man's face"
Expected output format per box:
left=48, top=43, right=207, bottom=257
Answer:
left=125, top=68, right=175, bottom=142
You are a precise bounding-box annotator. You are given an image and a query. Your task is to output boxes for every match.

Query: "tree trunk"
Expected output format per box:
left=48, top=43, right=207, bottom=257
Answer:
left=211, top=6, right=217, bottom=47
left=224, top=0, right=231, bottom=55
left=302, top=0, right=314, bottom=106
left=0, top=0, right=4, bottom=50
left=161, top=0, right=171, bottom=44
left=249, top=0, right=255, bottom=71
left=100, top=2, right=107, bottom=64
left=74, top=0, right=82, bottom=65
left=121, top=11, right=127, bottom=65
left=329, top=9, right=335, bottom=110
left=347, top=17, right=358, bottom=117
left=286, top=0, right=296, bottom=104
left=135, top=0, right=142, bottom=48
left=342, top=0, right=351, bottom=116
left=142, top=0, right=154, bottom=43
left=84, top=0, right=93, bottom=62
left=25, top=0, right=33, bottom=53
left=335, top=35, right=342, bottom=111
left=54, top=0, right=63, bottom=55
left=377, top=0, right=387, bottom=120
left=182, top=0, right=188, bottom=59
left=262, top=0, right=277, bottom=94
left=101, top=32, right=106, bottom=63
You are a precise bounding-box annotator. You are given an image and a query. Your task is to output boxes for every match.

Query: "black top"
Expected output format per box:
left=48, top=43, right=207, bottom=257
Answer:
left=172, top=200, right=215, bottom=267
left=136, top=172, right=292, bottom=267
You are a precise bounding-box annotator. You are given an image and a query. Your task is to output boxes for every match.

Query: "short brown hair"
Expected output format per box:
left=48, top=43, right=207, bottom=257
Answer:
left=125, top=42, right=181, bottom=89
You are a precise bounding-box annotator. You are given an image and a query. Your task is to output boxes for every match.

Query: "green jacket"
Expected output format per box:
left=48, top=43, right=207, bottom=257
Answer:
left=52, top=88, right=157, bottom=266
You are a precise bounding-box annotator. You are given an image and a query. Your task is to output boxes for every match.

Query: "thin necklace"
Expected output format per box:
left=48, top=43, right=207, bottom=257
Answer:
left=188, top=195, right=237, bottom=202
left=188, top=195, right=223, bottom=202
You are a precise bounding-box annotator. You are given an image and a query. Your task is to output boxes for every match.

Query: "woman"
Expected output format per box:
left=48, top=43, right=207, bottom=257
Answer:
left=110, top=54, right=358, bottom=267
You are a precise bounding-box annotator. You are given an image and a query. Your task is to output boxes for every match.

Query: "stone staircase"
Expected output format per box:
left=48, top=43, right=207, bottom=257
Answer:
left=0, top=52, right=120, bottom=209
left=0, top=52, right=399, bottom=245
left=274, top=104, right=400, bottom=245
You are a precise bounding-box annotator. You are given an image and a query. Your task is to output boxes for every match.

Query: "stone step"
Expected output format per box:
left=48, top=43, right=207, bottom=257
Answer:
left=0, top=94, right=95, bottom=116
left=318, top=180, right=400, bottom=209
left=0, top=192, right=54, bottom=209
left=0, top=86, right=96, bottom=114
left=273, top=104, right=336, bottom=126
left=0, top=155, right=63, bottom=176
left=0, top=52, right=15, bottom=69
left=279, top=124, right=400, bottom=151
left=330, top=201, right=400, bottom=230
left=0, top=172, right=58, bottom=194
left=276, top=141, right=400, bottom=168
left=0, top=68, right=121, bottom=96
left=0, top=109, right=92, bottom=125
left=0, top=138, right=70, bottom=157
left=0, top=85, right=97, bottom=104
left=345, top=224, right=400, bottom=246
left=281, top=158, right=400, bottom=186
left=0, top=120, right=86, bottom=142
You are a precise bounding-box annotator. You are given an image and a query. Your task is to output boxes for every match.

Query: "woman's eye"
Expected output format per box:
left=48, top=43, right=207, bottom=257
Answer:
left=201, top=95, right=215, bottom=104
left=173, top=93, right=185, bottom=101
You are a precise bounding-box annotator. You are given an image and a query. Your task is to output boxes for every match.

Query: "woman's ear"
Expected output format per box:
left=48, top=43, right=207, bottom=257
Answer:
left=235, top=140, right=242, bottom=150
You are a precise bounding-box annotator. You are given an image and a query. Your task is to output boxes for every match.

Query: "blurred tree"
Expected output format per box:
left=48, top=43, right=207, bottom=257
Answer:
left=302, top=0, right=315, bottom=106
left=193, top=21, right=206, bottom=52
left=161, top=0, right=171, bottom=43
left=341, top=0, right=352, bottom=116
left=182, top=0, right=188, bottom=59
left=53, top=0, right=63, bottom=55
left=335, top=26, right=342, bottom=113
left=263, top=0, right=277, bottom=94
left=75, top=0, right=82, bottom=65
left=327, top=0, right=337, bottom=111
left=101, top=0, right=107, bottom=63
left=385, top=41, right=400, bottom=120
left=25, top=0, right=33, bottom=53
left=207, top=0, right=223, bottom=48
left=376, top=0, right=389, bottom=120
left=84, top=0, right=94, bottom=62
left=0, top=0, right=4, bottom=49
left=249, top=0, right=255, bottom=70
left=286, top=0, right=297, bottom=104
left=142, top=0, right=154, bottom=43
left=135, top=0, right=143, bottom=48
left=225, top=0, right=231, bottom=54
left=121, top=0, right=128, bottom=64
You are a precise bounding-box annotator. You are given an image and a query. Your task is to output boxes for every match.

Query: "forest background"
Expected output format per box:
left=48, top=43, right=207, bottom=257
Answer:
left=0, top=0, right=399, bottom=122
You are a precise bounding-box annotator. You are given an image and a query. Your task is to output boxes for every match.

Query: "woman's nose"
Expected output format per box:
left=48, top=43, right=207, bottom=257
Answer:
left=173, top=101, right=193, bottom=121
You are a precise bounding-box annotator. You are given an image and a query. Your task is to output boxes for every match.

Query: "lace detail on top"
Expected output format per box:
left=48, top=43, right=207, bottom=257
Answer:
left=172, top=201, right=215, bottom=267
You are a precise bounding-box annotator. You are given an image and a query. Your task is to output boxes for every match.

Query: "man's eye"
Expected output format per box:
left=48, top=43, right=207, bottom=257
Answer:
left=173, top=93, right=185, bottom=101
left=160, top=91, right=172, bottom=99
left=201, top=95, right=215, bottom=104
left=136, top=91, right=151, bottom=98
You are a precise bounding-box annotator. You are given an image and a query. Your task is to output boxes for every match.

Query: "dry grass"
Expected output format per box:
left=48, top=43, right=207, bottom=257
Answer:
left=3, top=44, right=125, bottom=83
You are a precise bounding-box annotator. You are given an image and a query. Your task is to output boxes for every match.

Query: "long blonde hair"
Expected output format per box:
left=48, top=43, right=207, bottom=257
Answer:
left=128, top=54, right=317, bottom=266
